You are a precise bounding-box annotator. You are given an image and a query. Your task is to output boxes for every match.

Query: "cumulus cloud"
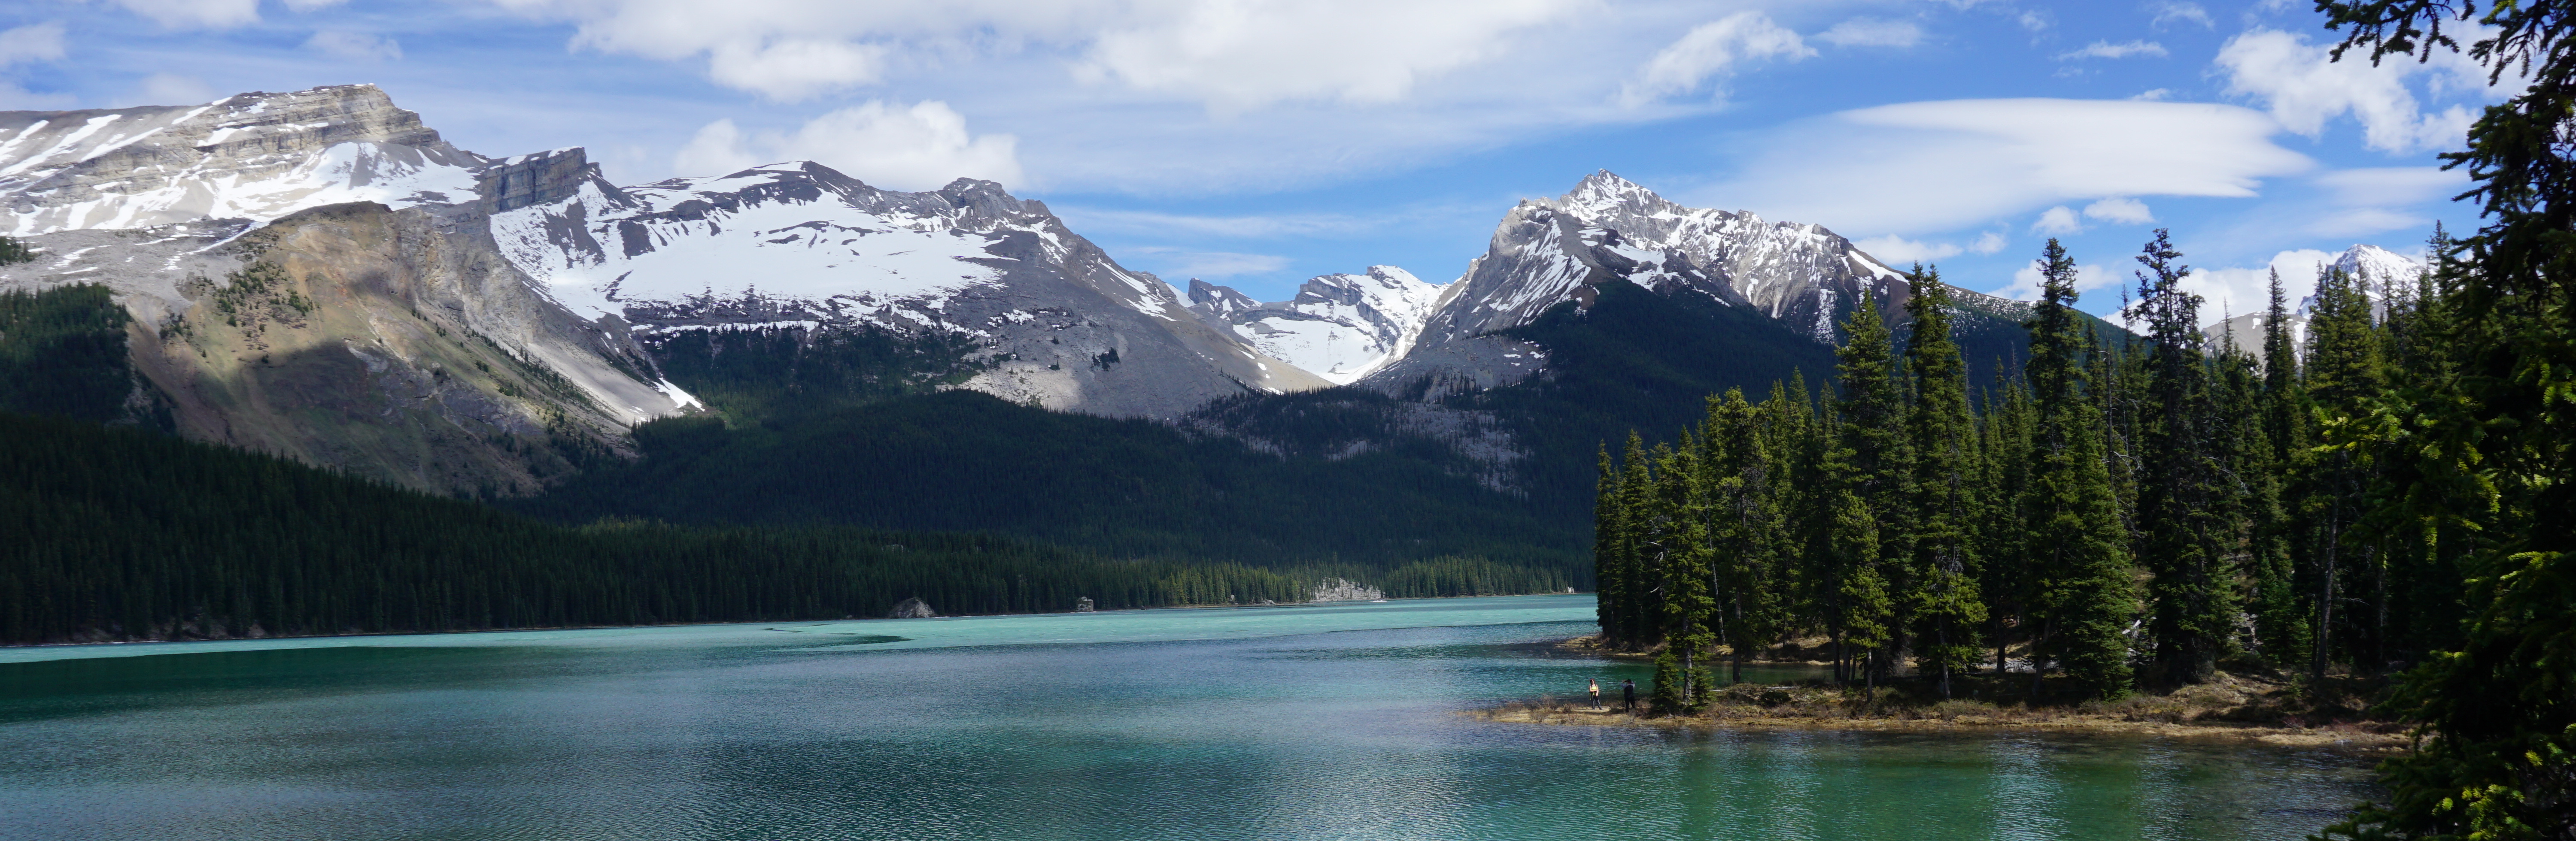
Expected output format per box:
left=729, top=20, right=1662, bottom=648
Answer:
left=2083, top=197, right=2154, bottom=224
left=1854, top=235, right=1961, bottom=263
left=2032, top=206, right=2083, bottom=234
left=92, top=0, right=260, bottom=29
left=1997, top=258, right=2123, bottom=301
left=1622, top=12, right=1813, bottom=105
left=2059, top=40, right=2168, bottom=60
left=492, top=0, right=1578, bottom=108
left=674, top=100, right=1023, bottom=191
left=1706, top=99, right=2311, bottom=236
left=2184, top=248, right=2337, bottom=323
left=1084, top=0, right=1573, bottom=111
left=1970, top=230, right=2008, bottom=254
left=2216, top=28, right=2489, bottom=154
left=0, top=22, right=67, bottom=67
left=1819, top=18, right=1922, bottom=48
left=305, top=30, right=403, bottom=62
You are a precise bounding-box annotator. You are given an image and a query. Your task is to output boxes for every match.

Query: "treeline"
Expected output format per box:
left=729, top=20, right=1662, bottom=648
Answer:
left=1596, top=229, right=2470, bottom=714
left=0, top=284, right=141, bottom=424
left=0, top=412, right=1549, bottom=645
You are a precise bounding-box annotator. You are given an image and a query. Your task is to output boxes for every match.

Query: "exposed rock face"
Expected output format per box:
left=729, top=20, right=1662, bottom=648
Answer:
left=890, top=597, right=939, bottom=619
left=1411, top=171, right=1910, bottom=353
left=0, top=85, right=483, bottom=236
left=1309, top=578, right=1385, bottom=602
left=1185, top=266, right=1443, bottom=385
left=490, top=161, right=1329, bottom=418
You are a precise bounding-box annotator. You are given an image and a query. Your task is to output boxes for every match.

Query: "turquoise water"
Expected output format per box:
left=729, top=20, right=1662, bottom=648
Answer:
left=0, top=595, right=2374, bottom=840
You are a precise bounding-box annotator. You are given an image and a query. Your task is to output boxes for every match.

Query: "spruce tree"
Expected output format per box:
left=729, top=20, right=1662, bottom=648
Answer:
left=2251, top=268, right=2312, bottom=665
left=1592, top=445, right=1628, bottom=647
left=1902, top=265, right=1987, bottom=696
left=2303, top=263, right=2385, bottom=678
left=1828, top=301, right=1912, bottom=690
left=2132, top=230, right=2236, bottom=684
left=2023, top=238, right=2139, bottom=700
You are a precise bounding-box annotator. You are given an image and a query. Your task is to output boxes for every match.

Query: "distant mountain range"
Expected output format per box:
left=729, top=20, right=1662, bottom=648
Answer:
left=0, top=84, right=2396, bottom=555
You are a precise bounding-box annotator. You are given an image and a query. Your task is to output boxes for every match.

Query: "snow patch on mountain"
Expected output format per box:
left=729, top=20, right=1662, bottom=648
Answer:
left=1187, top=266, right=1444, bottom=385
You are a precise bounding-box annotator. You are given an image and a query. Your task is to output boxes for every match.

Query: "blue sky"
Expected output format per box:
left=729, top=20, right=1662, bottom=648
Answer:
left=0, top=0, right=2509, bottom=319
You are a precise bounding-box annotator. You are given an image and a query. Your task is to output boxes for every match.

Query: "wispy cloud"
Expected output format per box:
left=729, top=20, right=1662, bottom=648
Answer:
left=2058, top=40, right=2168, bottom=60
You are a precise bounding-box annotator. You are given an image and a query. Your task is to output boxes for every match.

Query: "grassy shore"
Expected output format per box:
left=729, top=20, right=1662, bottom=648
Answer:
left=1474, top=637, right=2408, bottom=752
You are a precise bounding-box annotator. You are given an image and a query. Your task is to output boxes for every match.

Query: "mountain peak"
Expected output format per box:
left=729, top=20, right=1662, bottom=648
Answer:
left=1556, top=169, right=1684, bottom=223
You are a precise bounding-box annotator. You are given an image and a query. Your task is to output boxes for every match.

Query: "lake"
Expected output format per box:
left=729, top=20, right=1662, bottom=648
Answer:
left=0, top=595, right=2376, bottom=840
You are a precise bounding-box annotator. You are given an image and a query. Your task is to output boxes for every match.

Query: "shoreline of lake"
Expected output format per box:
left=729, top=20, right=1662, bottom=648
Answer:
left=1467, top=702, right=2408, bottom=753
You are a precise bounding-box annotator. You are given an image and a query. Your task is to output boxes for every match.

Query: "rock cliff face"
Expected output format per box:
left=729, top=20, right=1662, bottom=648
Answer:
left=489, top=161, right=1328, bottom=418
left=1184, top=266, right=1443, bottom=385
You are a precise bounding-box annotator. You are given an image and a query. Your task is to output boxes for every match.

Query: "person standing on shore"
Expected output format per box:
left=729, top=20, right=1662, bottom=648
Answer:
left=1621, top=679, right=1636, bottom=712
left=1588, top=678, right=1602, bottom=710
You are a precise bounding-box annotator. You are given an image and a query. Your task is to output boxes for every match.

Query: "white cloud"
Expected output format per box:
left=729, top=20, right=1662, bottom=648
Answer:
left=1706, top=99, right=2311, bottom=236
left=92, top=0, right=260, bottom=29
left=1854, top=234, right=1961, bottom=263
left=2032, top=206, right=2083, bottom=234
left=2083, top=196, right=2154, bottom=224
left=2059, top=40, right=2167, bottom=60
left=494, top=0, right=1579, bottom=109
left=674, top=100, right=1023, bottom=191
left=304, top=30, right=403, bottom=62
left=1819, top=18, right=1922, bottom=48
left=1083, top=0, right=1574, bottom=111
left=2216, top=28, right=2489, bottom=154
left=1128, top=247, right=1291, bottom=279
left=1998, top=259, right=2123, bottom=300
left=1969, top=230, right=2008, bottom=254
left=2017, top=11, right=2051, bottom=31
left=2186, top=248, right=2336, bottom=322
left=282, top=0, right=348, bottom=9
left=2313, top=166, right=2468, bottom=206
left=1623, top=12, right=1813, bottom=105
left=2148, top=2, right=2213, bottom=28
left=2132, top=88, right=2172, bottom=101
left=132, top=72, right=216, bottom=106
left=0, top=22, right=67, bottom=67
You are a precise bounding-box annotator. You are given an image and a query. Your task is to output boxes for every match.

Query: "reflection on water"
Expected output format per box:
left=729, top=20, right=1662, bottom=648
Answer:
left=0, top=596, right=2374, bottom=841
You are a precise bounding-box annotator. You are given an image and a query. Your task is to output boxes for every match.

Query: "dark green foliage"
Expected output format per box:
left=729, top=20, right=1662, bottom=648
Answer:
left=1904, top=267, right=1987, bottom=696
left=0, top=412, right=1529, bottom=644
left=2310, top=2, right=2576, bottom=838
left=643, top=324, right=981, bottom=424
left=2022, top=239, right=2137, bottom=700
left=0, top=235, right=32, bottom=266
left=523, top=390, right=1583, bottom=573
left=2131, top=230, right=2238, bottom=685
left=0, top=284, right=136, bottom=424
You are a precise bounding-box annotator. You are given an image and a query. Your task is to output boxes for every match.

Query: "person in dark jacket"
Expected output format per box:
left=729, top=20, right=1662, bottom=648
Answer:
left=1621, top=679, right=1637, bottom=712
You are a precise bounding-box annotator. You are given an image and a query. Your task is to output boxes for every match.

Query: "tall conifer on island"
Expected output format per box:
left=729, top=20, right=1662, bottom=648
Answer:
left=2315, top=1, right=2576, bottom=836
left=1593, top=445, right=1628, bottom=647
left=1902, top=265, right=1987, bottom=697
left=1827, top=302, right=1911, bottom=691
left=2022, top=238, right=2139, bottom=700
left=2132, top=230, right=2236, bottom=684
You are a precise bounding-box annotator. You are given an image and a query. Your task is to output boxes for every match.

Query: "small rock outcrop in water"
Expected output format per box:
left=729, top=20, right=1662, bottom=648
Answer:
left=1309, top=578, right=1385, bottom=602
left=889, top=597, right=938, bottom=618
left=1075, top=596, right=1095, bottom=613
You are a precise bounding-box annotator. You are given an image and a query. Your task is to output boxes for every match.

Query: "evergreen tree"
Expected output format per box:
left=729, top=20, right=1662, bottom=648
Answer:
left=2023, top=238, right=2139, bottom=700
left=1827, top=301, right=1912, bottom=689
left=2315, top=3, right=2576, bottom=836
left=1592, top=445, right=1628, bottom=647
left=2303, top=263, right=2386, bottom=678
left=2251, top=267, right=2312, bottom=665
left=1902, top=265, right=1987, bottom=696
left=2132, top=230, right=2236, bottom=684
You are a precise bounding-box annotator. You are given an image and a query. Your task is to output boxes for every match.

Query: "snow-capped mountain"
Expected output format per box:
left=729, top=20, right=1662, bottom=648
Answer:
left=0, top=85, right=483, bottom=236
left=2202, top=244, right=2424, bottom=354
left=490, top=160, right=1327, bottom=416
left=1185, top=266, right=1443, bottom=385
left=1410, top=171, right=1911, bottom=353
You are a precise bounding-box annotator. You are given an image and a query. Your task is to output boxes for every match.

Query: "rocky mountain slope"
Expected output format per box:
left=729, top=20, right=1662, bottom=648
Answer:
left=489, top=160, right=1325, bottom=417
left=1183, top=266, right=1442, bottom=384
left=2202, top=244, right=2424, bottom=355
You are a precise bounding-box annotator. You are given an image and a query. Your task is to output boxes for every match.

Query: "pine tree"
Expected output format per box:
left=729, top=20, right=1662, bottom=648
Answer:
left=2023, top=238, right=2139, bottom=700
left=1902, top=265, right=1987, bottom=697
left=2251, top=267, right=2312, bottom=665
left=2303, top=263, right=2385, bottom=678
left=1592, top=445, right=1628, bottom=647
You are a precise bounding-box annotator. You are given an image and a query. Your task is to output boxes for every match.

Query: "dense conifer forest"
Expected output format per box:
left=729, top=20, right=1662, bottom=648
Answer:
left=0, top=411, right=1571, bottom=645
left=1599, top=3, right=2576, bottom=833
